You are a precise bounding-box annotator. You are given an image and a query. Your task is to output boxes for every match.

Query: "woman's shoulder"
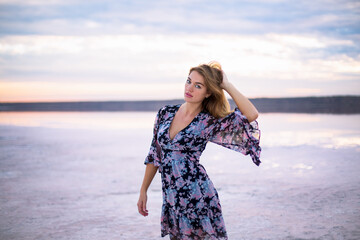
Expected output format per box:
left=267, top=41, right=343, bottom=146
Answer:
left=202, top=109, right=217, bottom=124
left=156, top=104, right=180, bottom=117
left=160, top=103, right=180, bottom=111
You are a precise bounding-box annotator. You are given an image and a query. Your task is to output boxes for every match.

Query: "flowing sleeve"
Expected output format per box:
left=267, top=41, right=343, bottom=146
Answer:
left=144, top=107, right=164, bottom=167
left=208, top=107, right=261, bottom=166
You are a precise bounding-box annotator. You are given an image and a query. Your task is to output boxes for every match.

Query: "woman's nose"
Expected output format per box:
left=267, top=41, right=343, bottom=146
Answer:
left=187, top=83, right=194, bottom=92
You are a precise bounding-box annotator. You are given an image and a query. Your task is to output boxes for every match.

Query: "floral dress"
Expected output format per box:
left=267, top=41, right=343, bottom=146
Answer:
left=144, top=104, right=261, bottom=240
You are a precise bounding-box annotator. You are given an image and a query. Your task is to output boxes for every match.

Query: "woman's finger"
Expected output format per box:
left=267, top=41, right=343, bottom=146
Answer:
left=137, top=200, right=144, bottom=215
left=137, top=199, right=148, bottom=216
left=143, top=200, right=147, bottom=213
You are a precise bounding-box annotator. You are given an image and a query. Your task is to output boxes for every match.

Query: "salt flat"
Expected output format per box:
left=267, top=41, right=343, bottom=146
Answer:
left=0, top=112, right=359, bottom=240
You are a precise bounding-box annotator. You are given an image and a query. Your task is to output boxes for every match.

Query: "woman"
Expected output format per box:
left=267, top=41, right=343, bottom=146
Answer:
left=137, top=61, right=261, bottom=240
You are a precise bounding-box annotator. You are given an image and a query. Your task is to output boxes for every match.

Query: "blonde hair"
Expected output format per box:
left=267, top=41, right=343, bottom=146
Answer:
left=189, top=61, right=232, bottom=118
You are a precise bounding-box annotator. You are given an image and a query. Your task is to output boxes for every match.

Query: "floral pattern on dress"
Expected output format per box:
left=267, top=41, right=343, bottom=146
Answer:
left=144, top=104, right=261, bottom=240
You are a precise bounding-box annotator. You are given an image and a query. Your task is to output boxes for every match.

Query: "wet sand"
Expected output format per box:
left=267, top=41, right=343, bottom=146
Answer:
left=0, top=112, right=359, bottom=239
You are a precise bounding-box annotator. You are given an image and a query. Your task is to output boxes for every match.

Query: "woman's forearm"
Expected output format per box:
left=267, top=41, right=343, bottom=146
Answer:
left=140, top=163, right=158, bottom=194
left=224, top=82, right=259, bottom=122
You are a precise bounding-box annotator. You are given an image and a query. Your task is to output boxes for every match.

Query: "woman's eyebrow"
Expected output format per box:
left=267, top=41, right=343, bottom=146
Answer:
left=187, top=77, right=204, bottom=86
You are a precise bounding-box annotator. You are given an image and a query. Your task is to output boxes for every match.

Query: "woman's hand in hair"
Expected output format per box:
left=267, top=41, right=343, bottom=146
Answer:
left=220, top=70, right=230, bottom=90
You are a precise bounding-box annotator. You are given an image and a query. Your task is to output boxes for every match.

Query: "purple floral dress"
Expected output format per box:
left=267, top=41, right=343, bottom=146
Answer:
left=144, top=104, right=261, bottom=240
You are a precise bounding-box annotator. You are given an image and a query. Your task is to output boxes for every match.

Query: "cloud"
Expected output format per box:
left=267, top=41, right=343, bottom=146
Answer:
left=0, top=0, right=65, bottom=4
left=0, top=34, right=358, bottom=94
left=0, top=0, right=359, bottom=36
left=0, top=0, right=358, bottom=100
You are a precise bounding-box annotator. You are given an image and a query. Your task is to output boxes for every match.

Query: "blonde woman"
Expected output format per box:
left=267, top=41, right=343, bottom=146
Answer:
left=137, top=61, right=261, bottom=240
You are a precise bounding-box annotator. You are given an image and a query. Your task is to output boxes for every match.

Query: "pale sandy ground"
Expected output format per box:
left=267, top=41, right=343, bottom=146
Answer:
left=0, top=112, right=359, bottom=240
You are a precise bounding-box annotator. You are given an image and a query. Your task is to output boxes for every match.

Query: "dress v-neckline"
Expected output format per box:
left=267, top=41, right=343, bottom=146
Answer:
left=168, top=104, right=203, bottom=142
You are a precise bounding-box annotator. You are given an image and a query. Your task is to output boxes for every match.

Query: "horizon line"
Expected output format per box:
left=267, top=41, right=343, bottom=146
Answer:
left=0, top=94, right=359, bottom=104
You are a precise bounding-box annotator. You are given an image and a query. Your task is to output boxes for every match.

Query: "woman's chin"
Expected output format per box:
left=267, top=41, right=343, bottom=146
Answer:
left=183, top=97, right=203, bottom=104
left=184, top=95, right=193, bottom=102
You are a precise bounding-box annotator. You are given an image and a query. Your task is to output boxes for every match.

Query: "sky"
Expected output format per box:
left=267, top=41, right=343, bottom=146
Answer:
left=0, top=0, right=359, bottom=102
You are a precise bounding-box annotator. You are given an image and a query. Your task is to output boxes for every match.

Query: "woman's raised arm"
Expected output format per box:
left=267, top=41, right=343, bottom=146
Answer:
left=221, top=71, right=259, bottom=122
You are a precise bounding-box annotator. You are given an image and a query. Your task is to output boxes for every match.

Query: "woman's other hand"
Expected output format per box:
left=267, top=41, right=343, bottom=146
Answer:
left=137, top=192, right=149, bottom=216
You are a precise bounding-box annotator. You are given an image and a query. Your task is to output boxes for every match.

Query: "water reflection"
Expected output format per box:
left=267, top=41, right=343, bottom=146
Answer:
left=0, top=111, right=359, bottom=149
left=0, top=111, right=156, bottom=130
left=257, top=113, right=360, bottom=149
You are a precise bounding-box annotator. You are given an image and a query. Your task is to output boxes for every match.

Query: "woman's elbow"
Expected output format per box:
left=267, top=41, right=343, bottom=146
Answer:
left=247, top=110, right=259, bottom=122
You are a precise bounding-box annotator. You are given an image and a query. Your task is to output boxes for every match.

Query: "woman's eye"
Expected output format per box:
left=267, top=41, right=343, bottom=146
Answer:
left=186, top=79, right=191, bottom=84
left=195, top=85, right=201, bottom=89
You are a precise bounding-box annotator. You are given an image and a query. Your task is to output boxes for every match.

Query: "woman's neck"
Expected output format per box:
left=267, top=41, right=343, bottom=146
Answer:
left=181, top=102, right=203, bottom=116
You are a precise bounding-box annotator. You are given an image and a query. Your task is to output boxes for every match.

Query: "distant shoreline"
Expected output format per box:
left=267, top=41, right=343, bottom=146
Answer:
left=0, top=96, right=359, bottom=114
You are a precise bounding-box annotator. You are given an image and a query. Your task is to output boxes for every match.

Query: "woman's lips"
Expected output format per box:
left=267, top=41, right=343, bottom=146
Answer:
left=185, top=92, right=193, bottom=98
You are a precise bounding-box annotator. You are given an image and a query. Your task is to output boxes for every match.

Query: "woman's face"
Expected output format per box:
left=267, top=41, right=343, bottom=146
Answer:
left=184, top=70, right=210, bottom=103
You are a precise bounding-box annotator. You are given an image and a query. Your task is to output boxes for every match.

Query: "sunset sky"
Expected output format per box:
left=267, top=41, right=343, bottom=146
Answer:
left=0, top=0, right=359, bottom=102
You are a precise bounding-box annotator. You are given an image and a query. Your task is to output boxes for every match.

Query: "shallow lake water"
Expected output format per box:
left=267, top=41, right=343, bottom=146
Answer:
left=0, top=111, right=359, bottom=239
